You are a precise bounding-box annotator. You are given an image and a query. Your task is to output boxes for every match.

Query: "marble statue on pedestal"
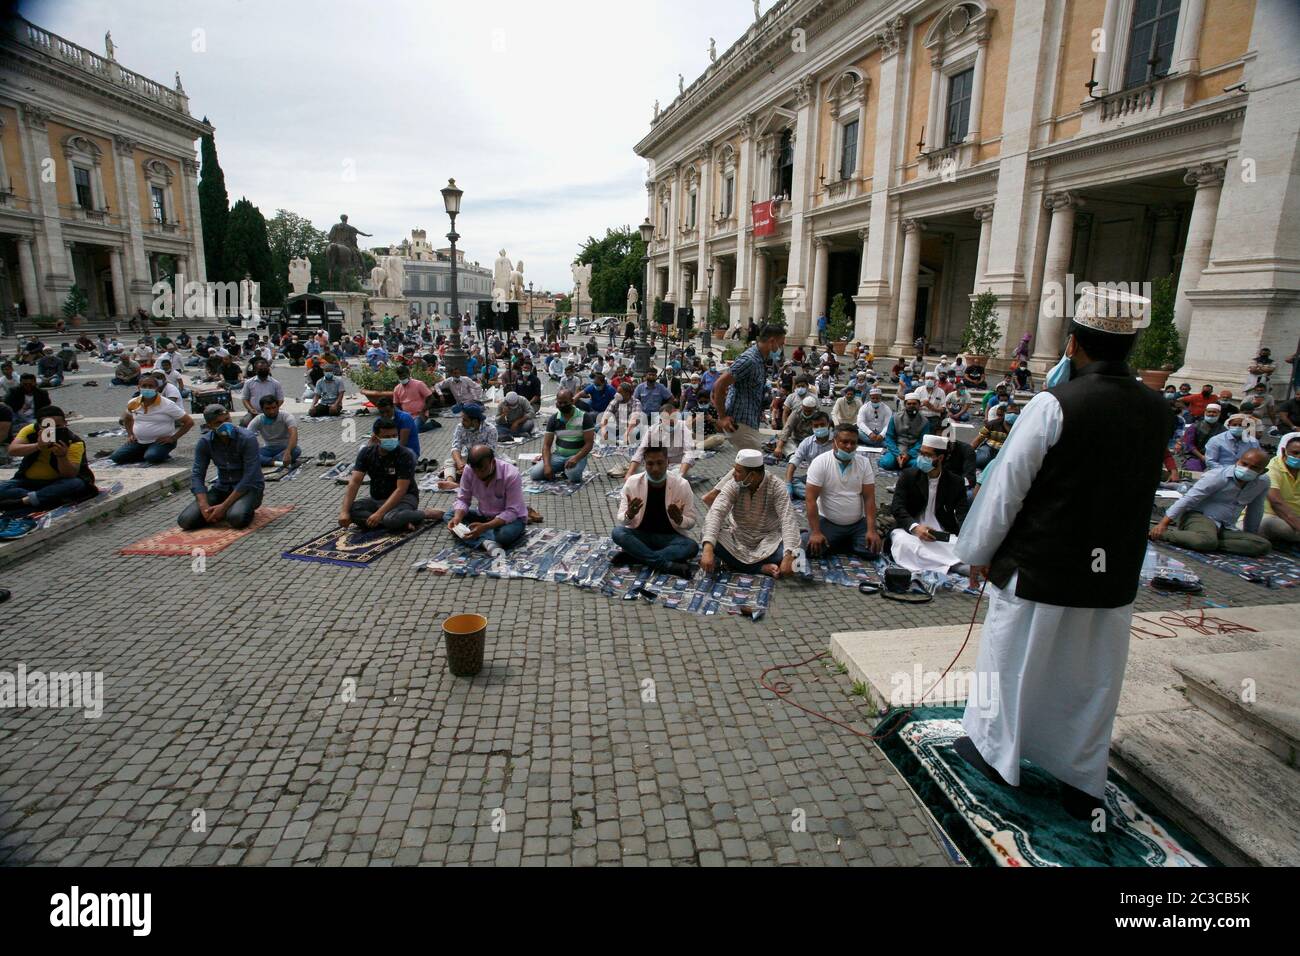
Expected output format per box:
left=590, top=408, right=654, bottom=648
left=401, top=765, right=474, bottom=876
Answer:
left=378, top=255, right=405, bottom=298
left=510, top=260, right=525, bottom=302
left=288, top=256, right=312, bottom=296
left=493, top=249, right=514, bottom=305
left=626, top=285, right=639, bottom=313
left=571, top=261, right=592, bottom=303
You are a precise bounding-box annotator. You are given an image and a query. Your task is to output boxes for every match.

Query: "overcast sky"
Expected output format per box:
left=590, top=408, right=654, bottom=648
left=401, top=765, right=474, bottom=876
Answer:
left=24, top=0, right=776, bottom=291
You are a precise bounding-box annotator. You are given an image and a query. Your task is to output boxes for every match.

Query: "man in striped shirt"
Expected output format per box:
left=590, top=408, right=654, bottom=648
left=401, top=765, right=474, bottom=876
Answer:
left=530, top=388, right=595, bottom=484
left=710, top=324, right=785, bottom=453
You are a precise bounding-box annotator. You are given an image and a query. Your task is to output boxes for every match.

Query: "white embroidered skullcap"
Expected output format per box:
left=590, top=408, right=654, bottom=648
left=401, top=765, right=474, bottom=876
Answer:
left=735, top=449, right=765, bottom=468
left=801, top=395, right=817, bottom=409
left=922, top=434, right=948, bottom=450
left=1074, top=286, right=1147, bottom=335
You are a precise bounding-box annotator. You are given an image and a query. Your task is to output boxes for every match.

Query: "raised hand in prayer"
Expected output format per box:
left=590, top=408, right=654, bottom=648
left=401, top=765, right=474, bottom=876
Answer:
left=666, top=503, right=684, bottom=525
left=625, top=497, right=643, bottom=521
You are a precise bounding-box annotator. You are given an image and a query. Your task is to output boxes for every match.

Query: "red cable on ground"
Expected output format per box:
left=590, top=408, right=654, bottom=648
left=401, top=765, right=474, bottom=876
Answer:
left=759, top=580, right=986, bottom=742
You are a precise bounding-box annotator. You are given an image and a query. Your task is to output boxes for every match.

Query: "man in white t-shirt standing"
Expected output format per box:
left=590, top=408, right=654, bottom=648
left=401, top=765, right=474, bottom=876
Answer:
left=803, top=422, right=882, bottom=558
left=110, top=375, right=194, bottom=464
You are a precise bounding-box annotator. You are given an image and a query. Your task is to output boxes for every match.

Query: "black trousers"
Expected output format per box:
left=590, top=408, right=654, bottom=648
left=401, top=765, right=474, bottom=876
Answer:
left=178, top=484, right=263, bottom=530
left=349, top=497, right=424, bottom=533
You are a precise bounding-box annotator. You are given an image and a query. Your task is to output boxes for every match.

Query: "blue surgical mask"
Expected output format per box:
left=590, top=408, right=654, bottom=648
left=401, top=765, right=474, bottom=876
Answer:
left=833, top=448, right=854, bottom=463
left=1005, top=412, right=1019, bottom=425
left=796, top=387, right=808, bottom=397
left=916, top=455, right=935, bottom=473
left=380, top=437, right=400, bottom=451
left=814, top=427, right=830, bottom=440
left=139, top=388, right=157, bottom=400
left=1286, top=456, right=1300, bottom=470
left=1230, top=426, right=1245, bottom=439
left=646, top=473, right=667, bottom=486
left=1204, top=415, right=1220, bottom=424
left=1045, top=352, right=1073, bottom=388
left=324, top=372, right=334, bottom=381
left=217, top=422, right=236, bottom=438
left=1234, top=465, right=1259, bottom=483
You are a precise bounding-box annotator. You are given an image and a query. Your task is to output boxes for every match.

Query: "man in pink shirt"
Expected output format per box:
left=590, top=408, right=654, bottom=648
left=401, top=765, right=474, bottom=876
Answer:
left=393, top=367, right=436, bottom=432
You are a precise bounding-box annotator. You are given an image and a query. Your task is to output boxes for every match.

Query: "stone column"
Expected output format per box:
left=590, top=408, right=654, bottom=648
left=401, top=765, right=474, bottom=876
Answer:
left=15, top=236, right=40, bottom=316
left=729, top=116, right=754, bottom=328
left=782, top=75, right=817, bottom=342
left=754, top=251, right=769, bottom=323
left=20, top=104, right=71, bottom=312
left=111, top=135, right=152, bottom=312
left=853, top=227, right=871, bottom=340
left=1095, top=0, right=1121, bottom=95
left=1173, top=0, right=1208, bottom=75
left=973, top=204, right=995, bottom=290
left=967, top=31, right=991, bottom=141
left=694, top=143, right=713, bottom=324
left=1031, top=192, right=1080, bottom=365
left=665, top=165, right=679, bottom=303
left=109, top=247, right=128, bottom=318
left=181, top=157, right=207, bottom=287
left=855, top=16, right=908, bottom=348
left=810, top=237, right=829, bottom=326
left=1172, top=163, right=1225, bottom=344
left=925, top=53, right=943, bottom=149
left=892, top=219, right=925, bottom=354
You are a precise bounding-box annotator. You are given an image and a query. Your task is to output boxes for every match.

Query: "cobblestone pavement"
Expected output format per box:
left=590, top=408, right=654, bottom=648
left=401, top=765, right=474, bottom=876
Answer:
left=0, top=348, right=1292, bottom=866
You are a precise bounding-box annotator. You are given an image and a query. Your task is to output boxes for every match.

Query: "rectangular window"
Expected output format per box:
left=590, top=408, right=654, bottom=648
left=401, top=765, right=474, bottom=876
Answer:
left=1125, top=0, right=1181, bottom=89
left=688, top=190, right=697, bottom=229
left=723, top=175, right=735, bottom=218
left=74, top=166, right=93, bottom=209
left=945, top=68, right=974, bottom=146
left=151, top=186, right=166, bottom=223
left=840, top=119, right=859, bottom=178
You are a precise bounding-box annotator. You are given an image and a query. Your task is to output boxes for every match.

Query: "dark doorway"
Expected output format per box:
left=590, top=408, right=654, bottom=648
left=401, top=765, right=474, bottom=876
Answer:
left=912, top=287, right=930, bottom=343
left=827, top=250, right=860, bottom=324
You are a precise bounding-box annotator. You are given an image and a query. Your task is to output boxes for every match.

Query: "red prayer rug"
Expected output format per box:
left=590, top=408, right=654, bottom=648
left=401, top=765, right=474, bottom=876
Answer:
left=119, top=505, right=296, bottom=556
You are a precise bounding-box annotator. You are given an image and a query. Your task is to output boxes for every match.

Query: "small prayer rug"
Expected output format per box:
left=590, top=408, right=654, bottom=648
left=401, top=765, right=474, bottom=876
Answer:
left=522, top=470, right=599, bottom=496
left=282, top=520, right=434, bottom=568
left=120, top=505, right=295, bottom=556
left=1160, top=542, right=1300, bottom=588
left=876, top=707, right=1216, bottom=867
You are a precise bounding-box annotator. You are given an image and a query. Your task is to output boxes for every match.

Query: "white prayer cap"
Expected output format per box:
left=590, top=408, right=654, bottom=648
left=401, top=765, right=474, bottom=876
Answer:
left=922, top=434, right=948, bottom=450
left=1074, top=286, right=1147, bottom=335
left=801, top=395, right=817, bottom=409
left=869, top=386, right=883, bottom=395
left=505, top=391, right=521, bottom=403
left=1205, top=403, right=1221, bottom=412
left=906, top=390, right=925, bottom=402
left=735, top=449, right=764, bottom=468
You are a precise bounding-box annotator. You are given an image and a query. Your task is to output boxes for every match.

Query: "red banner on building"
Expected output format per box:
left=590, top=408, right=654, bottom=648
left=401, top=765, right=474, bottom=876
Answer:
left=752, top=200, right=776, bottom=237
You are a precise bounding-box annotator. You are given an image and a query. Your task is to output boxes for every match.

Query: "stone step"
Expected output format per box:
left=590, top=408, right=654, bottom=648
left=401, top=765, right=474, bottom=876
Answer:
left=1111, top=709, right=1300, bottom=867
left=1173, top=644, right=1300, bottom=768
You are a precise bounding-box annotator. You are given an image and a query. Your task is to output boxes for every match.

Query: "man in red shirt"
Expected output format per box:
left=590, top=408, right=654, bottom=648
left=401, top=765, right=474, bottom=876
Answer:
left=1179, top=383, right=1217, bottom=419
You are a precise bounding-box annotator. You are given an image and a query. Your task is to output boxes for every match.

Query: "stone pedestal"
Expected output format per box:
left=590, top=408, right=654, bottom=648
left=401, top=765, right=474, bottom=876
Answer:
left=320, top=291, right=368, bottom=333
left=367, top=297, right=410, bottom=326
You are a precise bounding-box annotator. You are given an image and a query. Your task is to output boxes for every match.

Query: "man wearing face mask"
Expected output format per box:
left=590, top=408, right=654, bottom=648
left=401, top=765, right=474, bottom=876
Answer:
left=832, top=384, right=862, bottom=428
left=239, top=359, right=284, bottom=426
left=1178, top=383, right=1217, bottom=420
left=1150, top=448, right=1271, bottom=555
left=627, top=397, right=695, bottom=478
left=711, top=324, right=787, bottom=453
left=531, top=389, right=595, bottom=484
left=857, top=386, right=890, bottom=449
left=879, top=392, right=929, bottom=471
left=954, top=288, right=1174, bottom=820
left=310, top=365, right=345, bottom=417
left=889, top=434, right=970, bottom=573
left=611, top=444, right=698, bottom=576
left=111, top=374, right=194, bottom=464
left=784, top=411, right=834, bottom=500
left=1203, top=412, right=1261, bottom=472
left=1262, top=433, right=1300, bottom=545
left=913, top=374, right=945, bottom=425
left=178, top=406, right=263, bottom=530
left=1177, top=402, right=1224, bottom=472
left=775, top=395, right=821, bottom=459
left=701, top=449, right=801, bottom=578
left=339, top=418, right=442, bottom=533
left=803, top=423, right=882, bottom=559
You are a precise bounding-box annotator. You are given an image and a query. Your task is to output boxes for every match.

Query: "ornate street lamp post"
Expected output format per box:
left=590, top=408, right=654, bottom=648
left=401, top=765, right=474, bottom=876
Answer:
left=440, top=177, right=466, bottom=376
left=635, top=218, right=656, bottom=374
left=703, top=263, right=714, bottom=354
left=527, top=280, right=534, bottom=332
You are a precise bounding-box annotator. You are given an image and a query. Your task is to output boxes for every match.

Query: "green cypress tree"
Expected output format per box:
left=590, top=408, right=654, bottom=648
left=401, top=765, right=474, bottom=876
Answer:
left=224, top=198, right=277, bottom=306
left=198, top=120, right=230, bottom=282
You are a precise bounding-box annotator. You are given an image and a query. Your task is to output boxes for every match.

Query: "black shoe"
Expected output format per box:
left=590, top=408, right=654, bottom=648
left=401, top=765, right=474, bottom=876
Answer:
left=664, top=561, right=692, bottom=579
left=952, top=736, right=1011, bottom=787
left=1060, top=783, right=1104, bottom=821
left=609, top=551, right=634, bottom=567
left=0, top=588, right=9, bottom=603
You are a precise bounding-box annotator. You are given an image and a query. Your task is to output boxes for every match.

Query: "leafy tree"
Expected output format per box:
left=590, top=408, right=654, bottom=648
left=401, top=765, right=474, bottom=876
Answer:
left=63, top=285, right=89, bottom=319
left=1130, top=274, right=1181, bottom=369
left=556, top=294, right=573, bottom=315
left=827, top=293, right=852, bottom=341
left=197, top=120, right=230, bottom=282
left=267, top=209, right=328, bottom=302
left=575, top=226, right=648, bottom=314
left=708, top=296, right=727, bottom=330
left=224, top=197, right=276, bottom=305
left=961, top=290, right=1001, bottom=356
left=768, top=292, right=786, bottom=331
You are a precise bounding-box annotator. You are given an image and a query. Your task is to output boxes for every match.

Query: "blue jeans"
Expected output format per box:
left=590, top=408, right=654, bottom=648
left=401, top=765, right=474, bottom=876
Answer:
left=975, top=444, right=998, bottom=469
left=110, top=440, right=175, bottom=464
left=38, top=374, right=63, bottom=388
left=713, top=541, right=784, bottom=574
left=460, top=509, right=525, bottom=550
left=530, top=453, right=587, bottom=483
left=612, top=525, right=699, bottom=570
left=857, top=431, right=885, bottom=448
left=803, top=516, right=876, bottom=558
left=0, top=476, right=93, bottom=509
left=259, top=444, right=302, bottom=466
left=178, top=484, right=264, bottom=530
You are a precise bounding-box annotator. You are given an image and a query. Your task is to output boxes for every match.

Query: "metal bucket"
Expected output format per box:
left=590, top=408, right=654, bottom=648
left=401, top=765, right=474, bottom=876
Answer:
left=442, top=613, right=487, bottom=677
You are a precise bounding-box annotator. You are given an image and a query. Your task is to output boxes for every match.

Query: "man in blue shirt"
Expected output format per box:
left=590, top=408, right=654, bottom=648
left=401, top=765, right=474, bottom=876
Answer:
left=375, top=395, right=420, bottom=457
left=1151, top=447, right=1270, bottom=555
left=365, top=342, right=390, bottom=370
left=1203, top=412, right=1262, bottom=471
left=578, top=371, right=616, bottom=414
left=178, top=405, right=264, bottom=530
left=633, top=368, right=673, bottom=416
left=709, top=324, right=787, bottom=452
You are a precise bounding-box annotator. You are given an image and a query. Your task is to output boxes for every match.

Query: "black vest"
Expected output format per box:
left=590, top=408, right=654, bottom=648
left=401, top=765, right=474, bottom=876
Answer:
left=989, top=360, right=1173, bottom=608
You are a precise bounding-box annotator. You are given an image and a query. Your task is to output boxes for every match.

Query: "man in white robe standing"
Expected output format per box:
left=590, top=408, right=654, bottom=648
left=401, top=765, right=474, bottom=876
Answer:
left=953, top=288, right=1173, bottom=818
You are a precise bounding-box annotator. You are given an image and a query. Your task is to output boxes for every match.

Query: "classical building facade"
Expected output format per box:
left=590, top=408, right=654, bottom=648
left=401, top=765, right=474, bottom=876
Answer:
left=635, top=0, right=1299, bottom=388
left=369, top=229, right=493, bottom=319
left=0, top=18, right=210, bottom=320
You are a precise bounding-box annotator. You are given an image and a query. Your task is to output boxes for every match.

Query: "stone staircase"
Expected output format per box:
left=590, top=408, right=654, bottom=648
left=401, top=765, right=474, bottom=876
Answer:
left=1109, top=621, right=1300, bottom=867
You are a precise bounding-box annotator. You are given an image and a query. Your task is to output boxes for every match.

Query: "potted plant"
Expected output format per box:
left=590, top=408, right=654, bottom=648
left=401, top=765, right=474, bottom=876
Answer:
left=827, top=293, right=853, bottom=354
left=31, top=313, right=59, bottom=329
left=768, top=292, right=786, bottom=332
left=62, top=286, right=89, bottom=329
left=961, top=290, right=1001, bottom=367
left=708, top=295, right=727, bottom=331
left=1129, top=274, right=1180, bottom=390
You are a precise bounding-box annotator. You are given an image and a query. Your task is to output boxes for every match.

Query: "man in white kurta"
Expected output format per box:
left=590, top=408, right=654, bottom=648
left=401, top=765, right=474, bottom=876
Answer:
left=955, top=390, right=1134, bottom=803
